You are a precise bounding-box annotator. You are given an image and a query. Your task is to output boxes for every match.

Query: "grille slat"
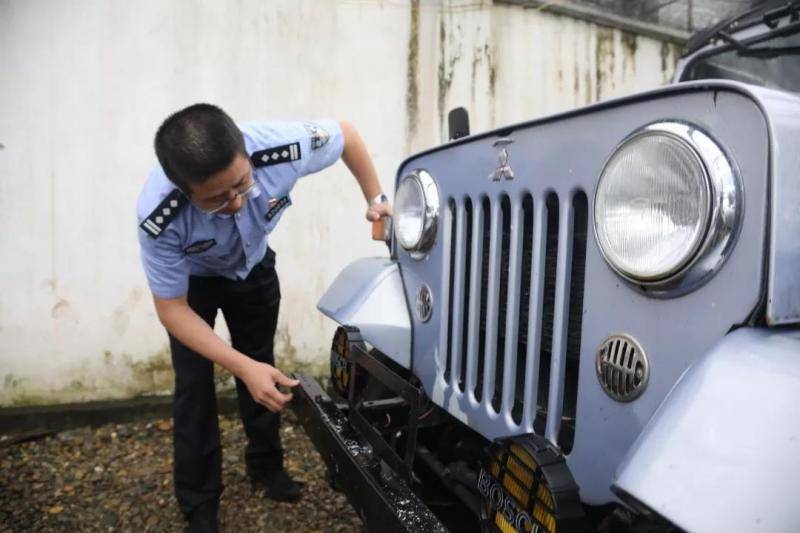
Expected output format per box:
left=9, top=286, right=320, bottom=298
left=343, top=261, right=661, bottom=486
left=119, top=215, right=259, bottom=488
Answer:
left=492, top=196, right=512, bottom=412
left=534, top=194, right=560, bottom=436
left=501, top=198, right=523, bottom=416
left=482, top=199, right=503, bottom=405
left=464, top=200, right=483, bottom=397
left=512, top=195, right=535, bottom=425
left=439, top=201, right=454, bottom=379
left=459, top=199, right=474, bottom=391
left=449, top=200, right=468, bottom=391
left=544, top=196, right=574, bottom=443
left=466, top=199, right=488, bottom=399
left=522, top=197, right=548, bottom=430
left=443, top=200, right=456, bottom=384
left=440, top=189, right=587, bottom=447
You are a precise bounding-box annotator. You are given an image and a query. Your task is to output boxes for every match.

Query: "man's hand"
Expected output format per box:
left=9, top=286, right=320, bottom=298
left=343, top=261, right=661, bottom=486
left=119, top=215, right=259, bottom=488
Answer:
left=241, top=360, right=299, bottom=412
left=366, top=201, right=392, bottom=222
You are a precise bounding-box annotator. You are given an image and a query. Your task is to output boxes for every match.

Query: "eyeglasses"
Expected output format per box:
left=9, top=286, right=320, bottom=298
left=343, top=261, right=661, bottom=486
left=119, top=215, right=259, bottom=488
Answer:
left=195, top=178, right=257, bottom=215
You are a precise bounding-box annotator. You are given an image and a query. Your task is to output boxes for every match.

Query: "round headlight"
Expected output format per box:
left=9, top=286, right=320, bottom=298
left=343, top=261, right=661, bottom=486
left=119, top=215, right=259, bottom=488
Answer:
left=595, top=122, right=740, bottom=292
left=394, top=170, right=440, bottom=256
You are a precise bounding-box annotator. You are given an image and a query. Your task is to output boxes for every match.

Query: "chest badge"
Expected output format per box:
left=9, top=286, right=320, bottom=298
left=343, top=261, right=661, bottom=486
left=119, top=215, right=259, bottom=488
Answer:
left=266, top=196, right=291, bottom=222
left=184, top=239, right=217, bottom=255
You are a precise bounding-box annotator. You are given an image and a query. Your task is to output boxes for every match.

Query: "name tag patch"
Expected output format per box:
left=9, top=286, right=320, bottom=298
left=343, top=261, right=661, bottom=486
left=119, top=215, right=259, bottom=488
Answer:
left=184, top=239, right=217, bottom=254
left=266, top=196, right=291, bottom=222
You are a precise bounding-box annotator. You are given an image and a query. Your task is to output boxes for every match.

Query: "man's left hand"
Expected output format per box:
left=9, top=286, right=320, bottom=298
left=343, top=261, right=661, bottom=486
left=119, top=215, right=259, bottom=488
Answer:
left=366, top=201, right=392, bottom=222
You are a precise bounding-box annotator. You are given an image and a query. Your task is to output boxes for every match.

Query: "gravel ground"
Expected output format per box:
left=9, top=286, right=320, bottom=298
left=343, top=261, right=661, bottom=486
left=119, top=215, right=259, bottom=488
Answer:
left=0, top=409, right=363, bottom=532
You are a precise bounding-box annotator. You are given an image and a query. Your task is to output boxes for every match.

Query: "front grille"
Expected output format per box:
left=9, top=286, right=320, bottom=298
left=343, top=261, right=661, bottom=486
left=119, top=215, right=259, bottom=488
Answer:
left=441, top=191, right=588, bottom=449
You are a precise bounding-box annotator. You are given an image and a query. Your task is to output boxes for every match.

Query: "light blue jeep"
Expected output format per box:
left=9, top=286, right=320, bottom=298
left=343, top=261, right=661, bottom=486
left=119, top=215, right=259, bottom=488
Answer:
left=295, top=2, right=800, bottom=532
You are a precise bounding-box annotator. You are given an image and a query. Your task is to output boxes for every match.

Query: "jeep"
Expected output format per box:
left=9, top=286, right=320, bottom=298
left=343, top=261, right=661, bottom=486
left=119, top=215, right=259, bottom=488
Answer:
left=293, top=2, right=800, bottom=531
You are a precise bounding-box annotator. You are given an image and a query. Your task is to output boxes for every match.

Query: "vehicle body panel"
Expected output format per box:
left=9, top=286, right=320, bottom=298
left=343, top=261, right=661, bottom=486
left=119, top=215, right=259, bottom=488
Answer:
left=317, top=258, right=412, bottom=367
left=673, top=12, right=800, bottom=325
left=614, top=327, right=800, bottom=533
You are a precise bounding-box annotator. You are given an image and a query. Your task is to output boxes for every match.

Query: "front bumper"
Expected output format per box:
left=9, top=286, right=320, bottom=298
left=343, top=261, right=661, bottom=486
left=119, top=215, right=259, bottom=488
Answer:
left=292, top=374, right=447, bottom=533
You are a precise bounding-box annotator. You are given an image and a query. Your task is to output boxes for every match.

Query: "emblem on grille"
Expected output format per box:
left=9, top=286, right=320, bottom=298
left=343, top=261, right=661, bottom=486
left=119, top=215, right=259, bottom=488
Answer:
left=489, top=138, right=515, bottom=181
left=415, top=284, right=433, bottom=323
left=596, top=334, right=649, bottom=402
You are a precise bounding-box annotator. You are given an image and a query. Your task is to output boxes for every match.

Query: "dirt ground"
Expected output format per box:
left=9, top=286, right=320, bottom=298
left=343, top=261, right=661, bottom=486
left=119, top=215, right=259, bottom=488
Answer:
left=0, top=409, right=363, bottom=532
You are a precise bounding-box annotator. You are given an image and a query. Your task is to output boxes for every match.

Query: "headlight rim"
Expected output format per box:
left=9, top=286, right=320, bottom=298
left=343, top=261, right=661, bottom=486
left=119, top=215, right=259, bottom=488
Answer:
left=593, top=120, right=743, bottom=297
left=395, top=169, right=440, bottom=259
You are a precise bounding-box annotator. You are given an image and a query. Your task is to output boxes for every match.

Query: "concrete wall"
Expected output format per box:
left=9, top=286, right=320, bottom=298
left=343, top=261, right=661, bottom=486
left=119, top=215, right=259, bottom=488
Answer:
left=0, top=0, right=681, bottom=406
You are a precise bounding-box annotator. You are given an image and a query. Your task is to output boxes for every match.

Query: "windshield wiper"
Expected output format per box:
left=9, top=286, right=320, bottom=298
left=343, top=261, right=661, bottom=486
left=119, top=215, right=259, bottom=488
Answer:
left=714, top=28, right=800, bottom=59
left=737, top=45, right=800, bottom=58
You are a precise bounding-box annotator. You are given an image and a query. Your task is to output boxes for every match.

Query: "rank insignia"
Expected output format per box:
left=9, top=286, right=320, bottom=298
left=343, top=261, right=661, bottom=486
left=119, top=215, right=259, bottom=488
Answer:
left=266, top=196, right=291, bottom=222
left=304, top=123, right=330, bottom=150
left=184, top=239, right=217, bottom=255
left=251, top=142, right=301, bottom=168
left=139, top=189, right=188, bottom=238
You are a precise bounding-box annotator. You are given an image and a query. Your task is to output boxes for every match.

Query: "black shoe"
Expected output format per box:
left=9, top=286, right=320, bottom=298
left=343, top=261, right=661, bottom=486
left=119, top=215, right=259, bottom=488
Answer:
left=186, top=501, right=219, bottom=533
left=248, top=467, right=304, bottom=502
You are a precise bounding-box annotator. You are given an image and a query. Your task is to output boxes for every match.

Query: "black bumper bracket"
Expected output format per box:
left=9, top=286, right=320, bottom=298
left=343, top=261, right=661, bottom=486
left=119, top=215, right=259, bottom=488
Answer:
left=293, top=374, right=447, bottom=533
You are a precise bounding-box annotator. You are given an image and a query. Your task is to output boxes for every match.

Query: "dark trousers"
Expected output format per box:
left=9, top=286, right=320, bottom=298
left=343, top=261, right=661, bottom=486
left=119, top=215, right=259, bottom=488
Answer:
left=167, top=248, right=283, bottom=518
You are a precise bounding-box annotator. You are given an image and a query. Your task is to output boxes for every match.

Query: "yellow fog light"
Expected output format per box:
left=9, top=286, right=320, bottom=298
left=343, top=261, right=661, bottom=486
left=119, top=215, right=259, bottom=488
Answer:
left=478, top=435, right=586, bottom=533
left=329, top=326, right=365, bottom=399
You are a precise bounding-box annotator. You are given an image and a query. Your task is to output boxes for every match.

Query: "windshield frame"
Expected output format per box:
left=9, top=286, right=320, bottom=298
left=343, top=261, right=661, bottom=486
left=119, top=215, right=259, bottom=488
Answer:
left=678, top=18, right=800, bottom=87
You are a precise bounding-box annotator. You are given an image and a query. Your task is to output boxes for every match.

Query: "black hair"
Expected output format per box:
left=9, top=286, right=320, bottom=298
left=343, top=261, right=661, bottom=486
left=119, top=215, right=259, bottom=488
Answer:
left=154, top=103, right=246, bottom=193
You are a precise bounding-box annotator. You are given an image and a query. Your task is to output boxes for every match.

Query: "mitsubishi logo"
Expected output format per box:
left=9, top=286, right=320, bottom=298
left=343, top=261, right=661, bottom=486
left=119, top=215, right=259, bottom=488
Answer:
left=489, top=137, right=515, bottom=181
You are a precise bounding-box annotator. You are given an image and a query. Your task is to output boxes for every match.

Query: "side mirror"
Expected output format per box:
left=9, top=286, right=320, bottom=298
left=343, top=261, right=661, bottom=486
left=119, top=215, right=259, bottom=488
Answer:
left=448, top=107, right=470, bottom=141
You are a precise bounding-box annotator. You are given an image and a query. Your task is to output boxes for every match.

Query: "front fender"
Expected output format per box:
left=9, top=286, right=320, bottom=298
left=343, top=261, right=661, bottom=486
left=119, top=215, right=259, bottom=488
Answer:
left=317, top=258, right=412, bottom=368
left=613, top=328, right=800, bottom=533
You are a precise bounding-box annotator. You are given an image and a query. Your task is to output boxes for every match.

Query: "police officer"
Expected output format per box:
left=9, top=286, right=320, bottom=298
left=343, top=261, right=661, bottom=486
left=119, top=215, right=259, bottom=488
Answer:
left=136, top=103, right=391, bottom=532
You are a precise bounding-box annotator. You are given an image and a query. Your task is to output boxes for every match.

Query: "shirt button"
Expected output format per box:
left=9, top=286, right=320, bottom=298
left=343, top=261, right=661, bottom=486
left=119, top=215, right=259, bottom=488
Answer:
left=236, top=213, right=241, bottom=218
left=245, top=242, right=250, bottom=247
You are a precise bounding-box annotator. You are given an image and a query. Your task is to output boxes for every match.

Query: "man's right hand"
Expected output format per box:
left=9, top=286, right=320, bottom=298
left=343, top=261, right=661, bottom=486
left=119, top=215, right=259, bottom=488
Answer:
left=241, top=360, right=300, bottom=412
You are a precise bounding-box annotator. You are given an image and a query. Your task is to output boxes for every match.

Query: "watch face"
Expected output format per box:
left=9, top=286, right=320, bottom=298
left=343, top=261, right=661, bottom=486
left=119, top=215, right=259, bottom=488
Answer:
left=370, top=193, right=388, bottom=206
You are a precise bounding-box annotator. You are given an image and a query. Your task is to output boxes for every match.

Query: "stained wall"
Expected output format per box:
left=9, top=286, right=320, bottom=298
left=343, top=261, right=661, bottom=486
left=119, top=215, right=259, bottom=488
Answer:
left=0, top=0, right=681, bottom=406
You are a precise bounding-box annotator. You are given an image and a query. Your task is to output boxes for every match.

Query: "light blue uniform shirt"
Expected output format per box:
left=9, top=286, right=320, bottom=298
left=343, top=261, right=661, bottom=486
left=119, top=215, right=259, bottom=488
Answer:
left=137, top=120, right=344, bottom=299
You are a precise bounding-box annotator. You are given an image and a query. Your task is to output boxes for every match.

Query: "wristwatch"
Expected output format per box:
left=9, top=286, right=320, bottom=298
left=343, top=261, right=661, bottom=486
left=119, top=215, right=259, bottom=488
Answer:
left=368, top=192, right=389, bottom=207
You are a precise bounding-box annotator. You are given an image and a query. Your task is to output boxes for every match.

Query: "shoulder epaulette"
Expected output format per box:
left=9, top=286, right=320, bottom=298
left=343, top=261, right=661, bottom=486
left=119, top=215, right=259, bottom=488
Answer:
left=139, top=189, right=188, bottom=238
left=251, top=142, right=302, bottom=168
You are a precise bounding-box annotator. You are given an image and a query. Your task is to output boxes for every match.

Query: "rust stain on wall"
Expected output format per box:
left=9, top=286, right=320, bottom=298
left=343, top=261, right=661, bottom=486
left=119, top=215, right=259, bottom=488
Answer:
left=437, top=16, right=462, bottom=138
left=660, top=41, right=682, bottom=83
left=595, top=27, right=615, bottom=101
left=51, top=298, right=70, bottom=319
left=112, top=288, right=144, bottom=337
left=470, top=44, right=481, bottom=107
left=487, top=43, right=497, bottom=125
left=274, top=326, right=328, bottom=377
left=405, top=0, right=420, bottom=155
left=621, top=31, right=638, bottom=78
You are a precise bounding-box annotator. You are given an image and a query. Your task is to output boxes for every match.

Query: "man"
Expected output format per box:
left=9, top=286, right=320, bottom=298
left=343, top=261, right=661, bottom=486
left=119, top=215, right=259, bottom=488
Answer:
left=136, top=103, right=390, bottom=532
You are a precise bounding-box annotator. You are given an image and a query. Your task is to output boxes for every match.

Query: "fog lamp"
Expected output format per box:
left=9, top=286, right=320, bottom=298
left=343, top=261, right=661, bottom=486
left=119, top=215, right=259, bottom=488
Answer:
left=478, top=434, right=586, bottom=533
